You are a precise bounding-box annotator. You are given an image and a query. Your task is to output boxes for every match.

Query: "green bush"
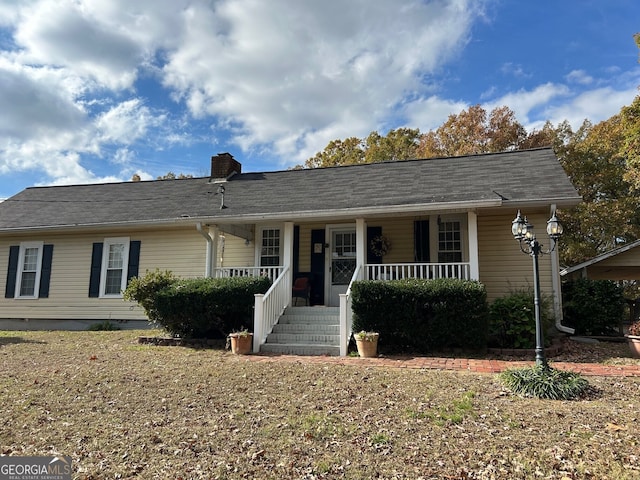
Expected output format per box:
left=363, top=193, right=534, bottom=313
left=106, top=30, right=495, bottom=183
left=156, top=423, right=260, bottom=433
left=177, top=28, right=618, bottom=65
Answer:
left=123, top=269, right=178, bottom=324
left=562, top=278, right=626, bottom=336
left=153, top=276, right=271, bottom=338
left=489, top=290, right=552, bottom=349
left=500, top=365, right=590, bottom=400
left=351, top=278, right=488, bottom=353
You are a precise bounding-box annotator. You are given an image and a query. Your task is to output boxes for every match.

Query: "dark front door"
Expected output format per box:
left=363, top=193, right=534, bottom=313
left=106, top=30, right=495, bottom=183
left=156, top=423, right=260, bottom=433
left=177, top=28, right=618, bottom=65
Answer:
left=310, top=229, right=325, bottom=305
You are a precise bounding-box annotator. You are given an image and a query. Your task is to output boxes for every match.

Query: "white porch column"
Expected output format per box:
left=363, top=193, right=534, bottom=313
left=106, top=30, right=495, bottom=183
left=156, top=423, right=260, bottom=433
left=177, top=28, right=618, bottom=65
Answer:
left=210, top=225, right=219, bottom=274
left=467, top=211, right=479, bottom=280
left=283, top=221, right=294, bottom=270
left=283, top=221, right=294, bottom=307
left=355, top=218, right=366, bottom=270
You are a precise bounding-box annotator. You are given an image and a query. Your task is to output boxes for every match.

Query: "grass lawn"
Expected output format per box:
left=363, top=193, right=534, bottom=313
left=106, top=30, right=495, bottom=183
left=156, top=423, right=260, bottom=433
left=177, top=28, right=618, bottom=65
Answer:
left=1, top=330, right=639, bottom=479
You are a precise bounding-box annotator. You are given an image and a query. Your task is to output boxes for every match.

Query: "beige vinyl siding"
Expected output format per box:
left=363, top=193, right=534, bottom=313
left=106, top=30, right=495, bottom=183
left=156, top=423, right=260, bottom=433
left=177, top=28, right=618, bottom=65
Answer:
left=477, top=212, right=555, bottom=303
left=369, top=218, right=416, bottom=263
left=0, top=227, right=208, bottom=321
left=220, top=233, right=255, bottom=267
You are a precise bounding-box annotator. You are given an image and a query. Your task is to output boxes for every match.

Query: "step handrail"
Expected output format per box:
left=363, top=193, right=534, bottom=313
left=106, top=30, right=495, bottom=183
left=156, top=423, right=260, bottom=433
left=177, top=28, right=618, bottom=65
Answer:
left=253, top=267, right=291, bottom=352
left=339, top=263, right=363, bottom=356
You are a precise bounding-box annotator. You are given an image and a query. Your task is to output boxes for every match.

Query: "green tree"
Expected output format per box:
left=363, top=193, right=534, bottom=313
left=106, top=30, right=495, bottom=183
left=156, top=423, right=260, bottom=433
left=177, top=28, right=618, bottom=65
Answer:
left=364, top=128, right=420, bottom=163
left=622, top=95, right=640, bottom=192
left=557, top=112, right=640, bottom=265
left=304, top=137, right=364, bottom=168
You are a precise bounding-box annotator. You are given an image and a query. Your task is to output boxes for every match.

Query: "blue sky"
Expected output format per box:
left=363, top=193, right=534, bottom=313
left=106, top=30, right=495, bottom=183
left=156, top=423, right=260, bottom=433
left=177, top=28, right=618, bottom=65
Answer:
left=1, top=0, right=639, bottom=200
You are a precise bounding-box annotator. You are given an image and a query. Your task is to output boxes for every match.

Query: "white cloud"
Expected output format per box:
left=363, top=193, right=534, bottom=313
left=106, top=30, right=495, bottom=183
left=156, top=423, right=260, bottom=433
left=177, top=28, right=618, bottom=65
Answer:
left=543, top=86, right=639, bottom=129
left=403, top=96, right=470, bottom=132
left=1, top=0, right=488, bottom=183
left=160, top=0, right=483, bottom=161
left=0, top=58, right=87, bottom=141
left=1, top=0, right=638, bottom=192
left=500, top=62, right=530, bottom=78
left=486, top=83, right=571, bottom=125
left=94, top=99, right=165, bottom=145
left=565, top=69, right=594, bottom=85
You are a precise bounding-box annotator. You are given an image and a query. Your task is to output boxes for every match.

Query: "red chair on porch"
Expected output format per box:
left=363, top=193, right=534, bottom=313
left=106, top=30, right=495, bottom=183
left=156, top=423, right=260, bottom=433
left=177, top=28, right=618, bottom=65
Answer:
left=292, top=277, right=310, bottom=306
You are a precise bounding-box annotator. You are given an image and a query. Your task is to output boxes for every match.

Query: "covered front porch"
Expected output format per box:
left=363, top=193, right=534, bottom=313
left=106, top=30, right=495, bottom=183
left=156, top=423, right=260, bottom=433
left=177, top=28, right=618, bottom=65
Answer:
left=204, top=212, right=480, bottom=356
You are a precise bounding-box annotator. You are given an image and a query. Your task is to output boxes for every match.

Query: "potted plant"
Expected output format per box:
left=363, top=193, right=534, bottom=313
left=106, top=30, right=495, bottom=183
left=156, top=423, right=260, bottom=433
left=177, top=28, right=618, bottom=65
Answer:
left=626, top=320, right=640, bottom=358
left=228, top=329, right=253, bottom=355
left=354, top=330, right=379, bottom=358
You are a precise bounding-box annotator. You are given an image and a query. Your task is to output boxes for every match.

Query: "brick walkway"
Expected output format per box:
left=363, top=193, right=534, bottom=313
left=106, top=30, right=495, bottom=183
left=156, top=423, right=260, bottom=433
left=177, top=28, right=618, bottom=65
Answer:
left=242, top=353, right=640, bottom=377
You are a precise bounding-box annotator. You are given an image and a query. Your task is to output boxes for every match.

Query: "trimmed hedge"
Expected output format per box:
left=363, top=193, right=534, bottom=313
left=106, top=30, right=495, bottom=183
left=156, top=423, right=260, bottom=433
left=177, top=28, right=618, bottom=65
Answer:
left=153, top=276, right=271, bottom=338
left=124, top=271, right=271, bottom=339
left=351, top=278, right=489, bottom=353
left=562, top=278, right=625, bottom=336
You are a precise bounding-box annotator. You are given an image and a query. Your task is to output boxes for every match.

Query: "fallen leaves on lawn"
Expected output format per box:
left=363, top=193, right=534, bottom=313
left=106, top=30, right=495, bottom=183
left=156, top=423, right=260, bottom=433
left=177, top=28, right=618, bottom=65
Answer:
left=0, top=330, right=638, bottom=479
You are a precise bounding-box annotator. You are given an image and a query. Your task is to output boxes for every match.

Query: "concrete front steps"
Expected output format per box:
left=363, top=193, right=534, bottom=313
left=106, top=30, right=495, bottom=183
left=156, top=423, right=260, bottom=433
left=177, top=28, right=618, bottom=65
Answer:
left=260, top=306, right=341, bottom=356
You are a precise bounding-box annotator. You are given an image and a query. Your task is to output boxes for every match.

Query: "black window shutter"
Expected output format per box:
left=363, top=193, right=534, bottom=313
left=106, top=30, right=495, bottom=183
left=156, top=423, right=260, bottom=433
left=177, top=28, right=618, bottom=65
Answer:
left=126, top=240, right=141, bottom=283
left=5, top=245, right=19, bottom=298
left=414, top=220, right=430, bottom=262
left=38, top=244, right=54, bottom=298
left=367, top=226, right=383, bottom=264
left=88, top=243, right=103, bottom=297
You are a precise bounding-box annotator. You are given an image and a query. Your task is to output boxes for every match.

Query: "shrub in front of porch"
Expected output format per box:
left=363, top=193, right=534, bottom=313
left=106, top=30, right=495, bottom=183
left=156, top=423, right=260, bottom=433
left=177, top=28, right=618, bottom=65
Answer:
left=350, top=278, right=489, bottom=353
left=126, top=273, right=271, bottom=339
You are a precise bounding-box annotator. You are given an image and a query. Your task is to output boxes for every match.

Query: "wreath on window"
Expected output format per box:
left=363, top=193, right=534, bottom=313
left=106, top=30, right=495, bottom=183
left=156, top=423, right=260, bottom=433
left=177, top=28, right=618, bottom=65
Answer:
left=370, top=235, right=391, bottom=257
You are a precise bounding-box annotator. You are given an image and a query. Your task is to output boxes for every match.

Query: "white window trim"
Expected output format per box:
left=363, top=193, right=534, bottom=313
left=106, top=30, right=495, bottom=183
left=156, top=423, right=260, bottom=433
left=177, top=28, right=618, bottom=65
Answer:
left=430, top=215, right=468, bottom=263
left=99, top=237, right=130, bottom=298
left=255, top=225, right=283, bottom=267
left=15, top=241, right=44, bottom=299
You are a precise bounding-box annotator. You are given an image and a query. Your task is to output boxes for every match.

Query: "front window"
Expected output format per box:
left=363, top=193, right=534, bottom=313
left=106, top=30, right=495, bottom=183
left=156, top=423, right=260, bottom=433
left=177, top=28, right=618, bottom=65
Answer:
left=16, top=242, right=43, bottom=298
left=438, top=220, right=462, bottom=262
left=100, top=238, right=130, bottom=297
left=260, top=229, right=281, bottom=267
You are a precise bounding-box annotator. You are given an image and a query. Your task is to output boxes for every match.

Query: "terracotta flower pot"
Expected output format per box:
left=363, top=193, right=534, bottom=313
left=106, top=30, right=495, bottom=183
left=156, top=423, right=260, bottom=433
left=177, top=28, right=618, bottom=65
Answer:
left=355, top=333, right=379, bottom=358
left=229, top=333, right=253, bottom=355
left=627, top=335, right=640, bottom=359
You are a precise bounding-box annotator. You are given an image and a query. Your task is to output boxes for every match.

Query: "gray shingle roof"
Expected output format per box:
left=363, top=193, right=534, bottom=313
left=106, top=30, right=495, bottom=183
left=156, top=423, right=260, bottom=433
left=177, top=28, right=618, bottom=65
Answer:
left=0, top=148, right=580, bottom=231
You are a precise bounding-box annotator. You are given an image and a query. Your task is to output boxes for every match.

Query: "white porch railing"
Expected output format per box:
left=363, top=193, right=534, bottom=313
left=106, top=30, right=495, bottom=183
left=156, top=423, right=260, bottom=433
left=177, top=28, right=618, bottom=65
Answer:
left=365, top=262, right=471, bottom=281
left=339, top=264, right=364, bottom=356
left=215, top=266, right=283, bottom=283
left=253, top=267, right=291, bottom=353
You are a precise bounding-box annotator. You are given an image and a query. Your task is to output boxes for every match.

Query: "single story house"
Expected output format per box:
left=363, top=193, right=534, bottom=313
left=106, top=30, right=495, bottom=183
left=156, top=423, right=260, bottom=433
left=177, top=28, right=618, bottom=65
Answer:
left=0, top=148, right=581, bottom=355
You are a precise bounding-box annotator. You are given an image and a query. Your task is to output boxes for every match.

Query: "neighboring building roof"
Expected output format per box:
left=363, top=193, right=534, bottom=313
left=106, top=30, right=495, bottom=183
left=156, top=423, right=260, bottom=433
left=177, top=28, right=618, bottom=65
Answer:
left=560, top=239, right=640, bottom=278
left=0, top=147, right=581, bottom=232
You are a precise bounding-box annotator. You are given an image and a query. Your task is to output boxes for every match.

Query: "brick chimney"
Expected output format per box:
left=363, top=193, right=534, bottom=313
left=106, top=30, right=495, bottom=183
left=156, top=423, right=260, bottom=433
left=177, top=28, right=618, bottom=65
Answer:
left=210, top=153, right=241, bottom=180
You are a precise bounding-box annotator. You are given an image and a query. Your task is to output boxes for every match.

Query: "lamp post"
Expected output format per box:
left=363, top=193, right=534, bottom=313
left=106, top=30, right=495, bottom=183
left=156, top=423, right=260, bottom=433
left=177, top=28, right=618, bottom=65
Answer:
left=511, top=210, right=564, bottom=367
